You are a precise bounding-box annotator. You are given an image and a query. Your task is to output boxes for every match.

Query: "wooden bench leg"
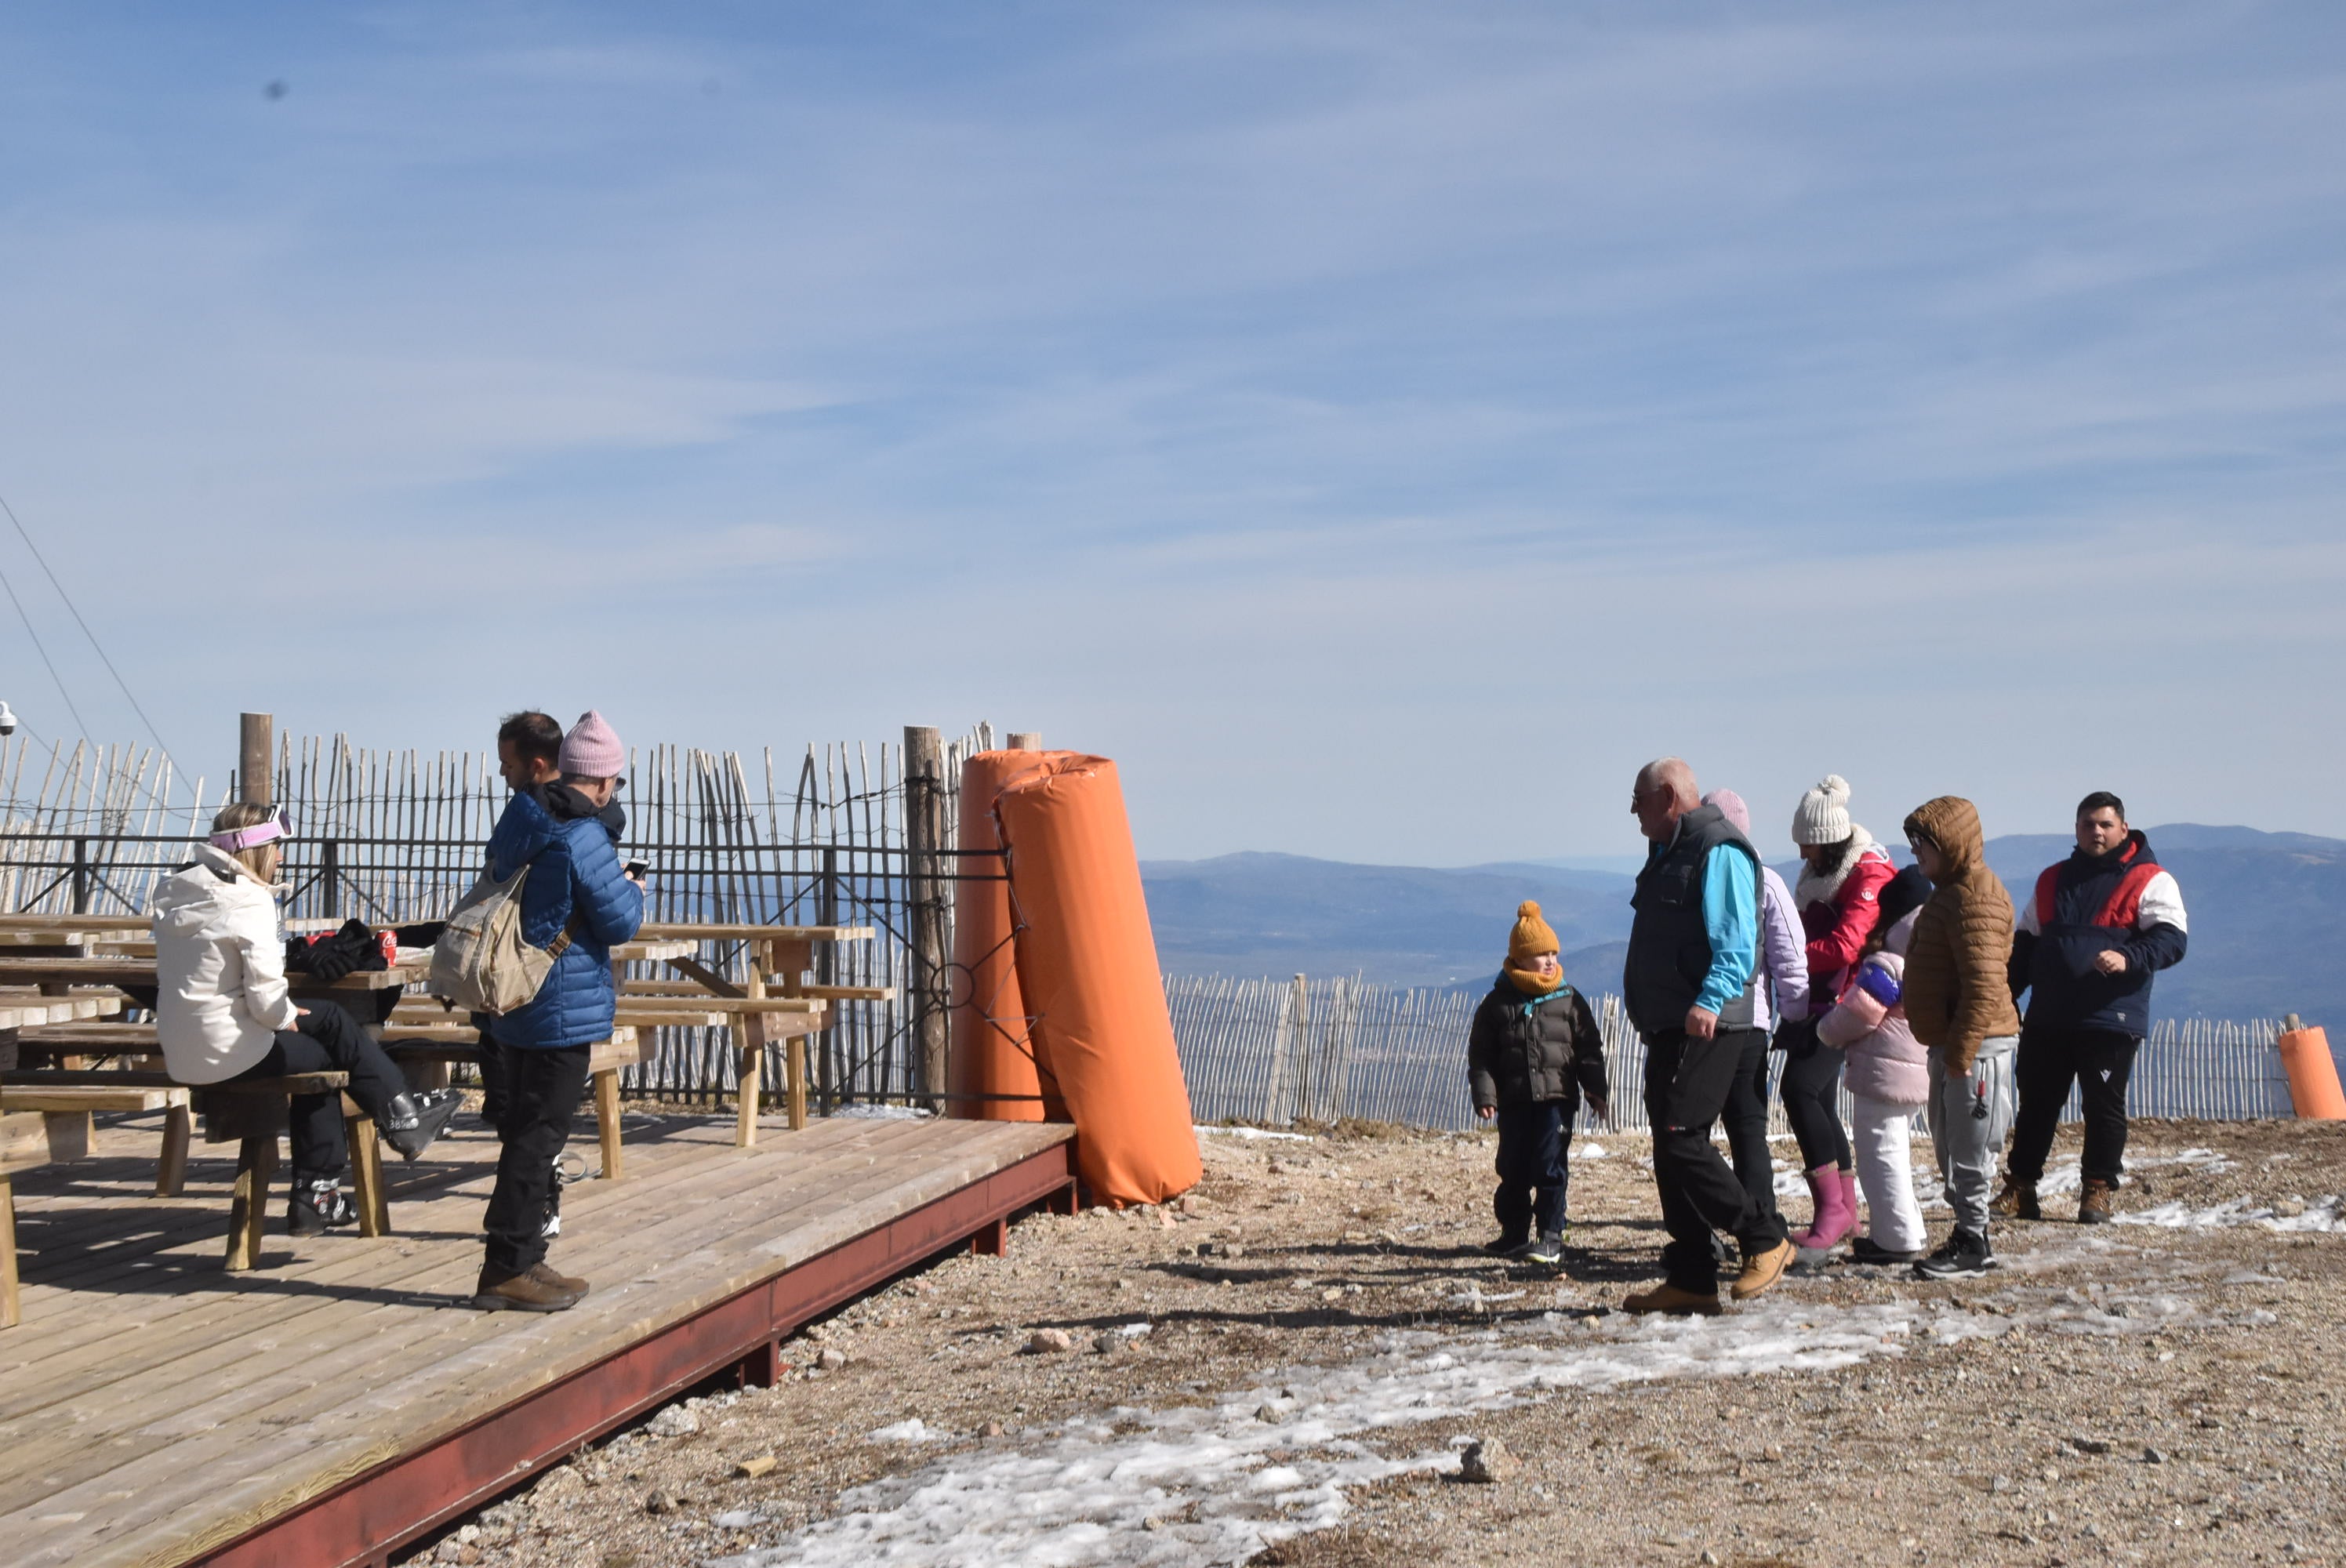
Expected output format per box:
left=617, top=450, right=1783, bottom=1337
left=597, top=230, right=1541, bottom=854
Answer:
left=594, top=1068, right=623, bottom=1181
left=349, top=1117, right=389, bottom=1238
left=1, top=1174, right=18, bottom=1329
left=786, top=1035, right=807, bottom=1132
left=735, top=1036, right=763, bottom=1149
left=226, top=1135, right=277, bottom=1271
left=154, top=1105, right=191, bottom=1199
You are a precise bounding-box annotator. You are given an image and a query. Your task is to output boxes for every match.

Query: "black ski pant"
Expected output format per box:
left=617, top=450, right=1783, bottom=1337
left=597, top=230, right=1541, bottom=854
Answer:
left=1492, top=1099, right=1573, bottom=1240
left=1646, top=1026, right=1785, bottom=1293
left=482, top=1043, right=590, bottom=1280
left=2005, top=1025, right=2142, bottom=1187
left=1777, top=1016, right=1851, bottom=1171
left=229, top=1000, right=411, bottom=1181
left=1720, top=1024, right=1781, bottom=1228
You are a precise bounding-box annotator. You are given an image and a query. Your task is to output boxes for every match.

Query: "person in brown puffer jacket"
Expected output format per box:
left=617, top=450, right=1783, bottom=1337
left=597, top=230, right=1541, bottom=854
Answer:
left=1900, top=795, right=2022, bottom=1279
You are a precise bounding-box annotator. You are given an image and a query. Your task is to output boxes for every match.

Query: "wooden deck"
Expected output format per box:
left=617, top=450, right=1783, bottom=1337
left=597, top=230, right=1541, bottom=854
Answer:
left=0, top=1109, right=1077, bottom=1568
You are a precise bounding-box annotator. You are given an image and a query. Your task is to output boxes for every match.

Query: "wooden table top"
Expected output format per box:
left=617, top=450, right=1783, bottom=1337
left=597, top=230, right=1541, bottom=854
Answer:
left=0, top=956, right=426, bottom=992
left=633, top=923, right=874, bottom=943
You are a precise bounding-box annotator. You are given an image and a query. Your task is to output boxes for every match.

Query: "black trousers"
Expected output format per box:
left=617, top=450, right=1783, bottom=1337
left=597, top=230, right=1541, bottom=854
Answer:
left=232, top=1001, right=411, bottom=1180
left=1720, top=1025, right=1781, bottom=1226
left=1646, top=1027, right=1785, bottom=1292
left=2005, top=1025, right=2142, bottom=1186
left=483, top=1044, right=590, bottom=1279
left=470, top=1016, right=509, bottom=1123
left=1492, top=1099, right=1573, bottom=1239
left=1776, top=1017, right=1851, bottom=1170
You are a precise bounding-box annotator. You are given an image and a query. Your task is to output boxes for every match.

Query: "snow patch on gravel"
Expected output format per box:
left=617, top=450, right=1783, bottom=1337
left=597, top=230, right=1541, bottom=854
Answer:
left=2113, top=1194, right=2345, bottom=1232
left=708, top=1284, right=2199, bottom=1567
left=1194, top=1125, right=1315, bottom=1142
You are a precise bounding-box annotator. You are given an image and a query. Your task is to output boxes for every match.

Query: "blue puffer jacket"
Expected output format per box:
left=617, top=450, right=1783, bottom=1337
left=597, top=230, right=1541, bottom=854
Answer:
left=484, top=789, right=644, bottom=1048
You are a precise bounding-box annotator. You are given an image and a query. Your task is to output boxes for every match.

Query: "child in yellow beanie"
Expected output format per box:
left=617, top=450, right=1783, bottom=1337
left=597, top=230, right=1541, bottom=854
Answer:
left=1468, top=901, right=1610, bottom=1264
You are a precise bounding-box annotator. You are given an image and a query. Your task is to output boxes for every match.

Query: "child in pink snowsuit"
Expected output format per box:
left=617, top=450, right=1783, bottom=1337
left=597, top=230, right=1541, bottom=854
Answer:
left=1814, top=866, right=1934, bottom=1262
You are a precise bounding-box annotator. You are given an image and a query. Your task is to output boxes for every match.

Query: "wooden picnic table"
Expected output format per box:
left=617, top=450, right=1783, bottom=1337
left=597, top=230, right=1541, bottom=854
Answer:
left=0, top=955, right=424, bottom=991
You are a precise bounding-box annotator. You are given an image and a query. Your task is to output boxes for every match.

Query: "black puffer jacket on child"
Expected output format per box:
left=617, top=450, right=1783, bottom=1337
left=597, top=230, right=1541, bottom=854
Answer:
left=1469, top=980, right=1607, bottom=1109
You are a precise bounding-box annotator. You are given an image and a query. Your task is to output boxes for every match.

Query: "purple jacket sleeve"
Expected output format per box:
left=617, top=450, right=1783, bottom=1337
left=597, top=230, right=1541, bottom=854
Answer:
left=1761, top=868, right=1810, bottom=1025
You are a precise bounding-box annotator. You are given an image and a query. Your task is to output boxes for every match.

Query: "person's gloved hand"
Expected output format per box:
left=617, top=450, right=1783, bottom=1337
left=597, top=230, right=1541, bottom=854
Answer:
left=307, top=937, right=361, bottom=982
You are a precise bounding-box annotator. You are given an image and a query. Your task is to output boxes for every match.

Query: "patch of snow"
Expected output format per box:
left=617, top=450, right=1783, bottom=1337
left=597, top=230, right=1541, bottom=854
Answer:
left=712, top=1282, right=2196, bottom=1568
left=2112, top=1195, right=2344, bottom=1233
left=1195, top=1125, right=1315, bottom=1142
left=867, top=1417, right=939, bottom=1443
left=1568, top=1141, right=1610, bottom=1160
left=833, top=1103, right=934, bottom=1121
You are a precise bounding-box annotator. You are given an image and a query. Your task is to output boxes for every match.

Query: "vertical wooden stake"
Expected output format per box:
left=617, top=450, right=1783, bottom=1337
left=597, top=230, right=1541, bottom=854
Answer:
left=226, top=1135, right=278, bottom=1271
left=238, top=713, right=274, bottom=806
left=154, top=1102, right=191, bottom=1198
left=904, top=725, right=950, bottom=1112
left=594, top=1068, right=623, bottom=1180
left=736, top=953, right=768, bottom=1148
left=1005, top=732, right=1043, bottom=752
left=348, top=1114, right=388, bottom=1238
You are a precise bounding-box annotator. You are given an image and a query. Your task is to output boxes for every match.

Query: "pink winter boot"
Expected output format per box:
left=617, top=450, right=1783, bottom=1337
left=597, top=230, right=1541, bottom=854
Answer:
left=1790, top=1163, right=1855, bottom=1250
left=1839, top=1167, right=1861, bottom=1239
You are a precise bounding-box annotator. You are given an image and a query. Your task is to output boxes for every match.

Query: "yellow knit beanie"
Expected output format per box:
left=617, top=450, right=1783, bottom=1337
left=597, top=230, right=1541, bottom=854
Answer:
left=1507, top=900, right=1560, bottom=964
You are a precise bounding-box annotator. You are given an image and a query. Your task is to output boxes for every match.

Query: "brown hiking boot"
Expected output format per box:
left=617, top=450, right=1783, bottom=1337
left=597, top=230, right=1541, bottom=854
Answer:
left=471, top=1265, right=583, bottom=1312
left=1731, top=1238, right=1798, bottom=1301
left=1623, top=1282, right=1723, bottom=1316
left=2079, top=1178, right=2117, bottom=1225
left=1990, top=1176, right=2040, bottom=1221
left=530, top=1260, right=590, bottom=1297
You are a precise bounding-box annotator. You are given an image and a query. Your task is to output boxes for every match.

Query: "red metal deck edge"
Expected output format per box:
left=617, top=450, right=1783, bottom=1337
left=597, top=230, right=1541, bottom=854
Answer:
left=183, top=1138, right=1077, bottom=1568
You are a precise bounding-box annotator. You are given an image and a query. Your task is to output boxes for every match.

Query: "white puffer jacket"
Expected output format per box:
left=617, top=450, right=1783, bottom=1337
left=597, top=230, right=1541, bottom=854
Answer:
left=150, top=844, right=296, bottom=1084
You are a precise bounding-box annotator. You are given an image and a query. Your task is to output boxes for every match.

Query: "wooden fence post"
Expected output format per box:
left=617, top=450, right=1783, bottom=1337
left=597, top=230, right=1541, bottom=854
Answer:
left=903, top=725, right=950, bottom=1112
left=238, top=713, right=273, bottom=806
left=1006, top=732, right=1043, bottom=751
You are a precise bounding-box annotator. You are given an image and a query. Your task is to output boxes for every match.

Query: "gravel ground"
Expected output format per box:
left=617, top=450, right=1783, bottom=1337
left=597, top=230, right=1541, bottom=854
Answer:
left=398, top=1116, right=2346, bottom=1568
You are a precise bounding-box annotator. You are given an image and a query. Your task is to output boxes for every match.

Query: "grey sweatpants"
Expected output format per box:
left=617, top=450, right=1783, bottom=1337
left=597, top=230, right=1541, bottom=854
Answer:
left=1926, top=1037, right=2017, bottom=1235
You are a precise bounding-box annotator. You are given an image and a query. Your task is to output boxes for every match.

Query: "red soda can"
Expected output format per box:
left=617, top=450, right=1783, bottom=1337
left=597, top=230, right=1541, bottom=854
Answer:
left=378, top=929, right=399, bottom=965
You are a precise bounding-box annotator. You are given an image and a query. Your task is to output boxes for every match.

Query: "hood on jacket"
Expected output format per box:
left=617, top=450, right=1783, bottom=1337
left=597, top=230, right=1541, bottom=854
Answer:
left=1883, top=906, right=1920, bottom=957
left=149, top=844, right=274, bottom=939
left=2070, top=828, right=2153, bottom=877
left=1903, top=796, right=1986, bottom=878
left=1793, top=825, right=1887, bottom=909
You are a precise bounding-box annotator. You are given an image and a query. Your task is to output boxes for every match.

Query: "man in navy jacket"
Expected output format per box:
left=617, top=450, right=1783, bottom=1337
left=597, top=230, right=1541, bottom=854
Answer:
left=1995, top=792, right=2188, bottom=1225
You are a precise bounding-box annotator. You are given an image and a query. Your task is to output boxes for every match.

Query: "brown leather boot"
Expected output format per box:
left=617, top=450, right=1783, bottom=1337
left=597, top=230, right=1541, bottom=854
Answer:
left=531, top=1260, right=590, bottom=1297
left=471, top=1265, right=583, bottom=1312
left=1731, top=1238, right=1798, bottom=1301
left=1990, top=1176, right=2040, bottom=1221
left=2078, top=1178, right=2116, bottom=1225
left=1622, top=1282, right=1723, bottom=1316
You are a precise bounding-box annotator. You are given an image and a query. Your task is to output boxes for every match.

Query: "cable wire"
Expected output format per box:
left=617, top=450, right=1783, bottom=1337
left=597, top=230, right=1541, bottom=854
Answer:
left=0, top=555, right=95, bottom=740
left=0, top=490, right=188, bottom=791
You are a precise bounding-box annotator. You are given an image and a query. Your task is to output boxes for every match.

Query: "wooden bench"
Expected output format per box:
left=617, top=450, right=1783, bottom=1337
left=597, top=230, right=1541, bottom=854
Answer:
left=380, top=1030, right=646, bottom=1180
left=0, top=1083, right=192, bottom=1196
left=0, top=1108, right=85, bottom=1327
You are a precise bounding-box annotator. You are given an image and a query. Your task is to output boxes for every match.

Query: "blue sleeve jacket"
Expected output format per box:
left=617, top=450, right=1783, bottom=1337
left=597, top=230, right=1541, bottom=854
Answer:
left=1696, top=842, right=1760, bottom=1017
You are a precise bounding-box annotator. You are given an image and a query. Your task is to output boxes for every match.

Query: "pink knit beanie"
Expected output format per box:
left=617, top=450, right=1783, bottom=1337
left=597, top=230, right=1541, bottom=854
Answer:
left=1702, top=789, right=1752, bottom=837
left=560, top=710, right=625, bottom=778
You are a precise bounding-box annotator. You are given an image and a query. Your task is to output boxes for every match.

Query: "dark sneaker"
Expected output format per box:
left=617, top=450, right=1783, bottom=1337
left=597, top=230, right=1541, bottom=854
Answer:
left=1484, top=1232, right=1531, bottom=1258
left=1990, top=1177, right=2040, bottom=1221
left=288, top=1176, right=358, bottom=1236
left=2079, top=1178, right=2116, bottom=1225
left=1912, top=1228, right=1996, bottom=1280
left=470, top=1265, right=583, bottom=1312
left=1521, top=1229, right=1566, bottom=1266
left=382, top=1089, right=463, bottom=1160
left=1848, top=1235, right=1922, bottom=1266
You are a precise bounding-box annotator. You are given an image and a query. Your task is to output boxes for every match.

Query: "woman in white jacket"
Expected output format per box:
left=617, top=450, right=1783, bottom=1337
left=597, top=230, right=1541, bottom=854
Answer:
left=151, top=802, right=459, bottom=1233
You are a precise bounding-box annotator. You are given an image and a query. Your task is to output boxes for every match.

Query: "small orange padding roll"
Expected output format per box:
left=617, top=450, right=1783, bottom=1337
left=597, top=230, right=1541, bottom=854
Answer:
left=946, top=750, right=1062, bottom=1123
left=996, top=753, right=1201, bottom=1207
left=2276, top=1018, right=2345, bottom=1120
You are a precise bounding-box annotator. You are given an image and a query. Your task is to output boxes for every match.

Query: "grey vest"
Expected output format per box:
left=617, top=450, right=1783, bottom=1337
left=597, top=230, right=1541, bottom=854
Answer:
left=1623, top=803, right=1763, bottom=1036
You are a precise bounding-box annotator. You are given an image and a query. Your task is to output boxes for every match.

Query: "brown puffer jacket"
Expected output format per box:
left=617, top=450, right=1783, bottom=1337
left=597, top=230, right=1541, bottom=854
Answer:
left=1900, top=796, right=2021, bottom=1073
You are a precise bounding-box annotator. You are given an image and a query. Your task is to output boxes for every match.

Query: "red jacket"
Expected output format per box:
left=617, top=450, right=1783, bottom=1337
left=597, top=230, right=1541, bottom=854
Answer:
left=1796, top=840, right=1897, bottom=999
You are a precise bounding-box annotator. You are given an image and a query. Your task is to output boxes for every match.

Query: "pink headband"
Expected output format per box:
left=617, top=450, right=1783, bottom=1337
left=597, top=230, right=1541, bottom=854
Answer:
left=209, top=817, right=286, bottom=852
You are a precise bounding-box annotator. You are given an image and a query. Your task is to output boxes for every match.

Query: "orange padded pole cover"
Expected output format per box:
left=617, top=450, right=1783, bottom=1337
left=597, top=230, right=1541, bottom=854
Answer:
left=947, top=750, right=1061, bottom=1122
left=2277, top=1023, right=2345, bottom=1120
left=997, top=753, right=1200, bottom=1206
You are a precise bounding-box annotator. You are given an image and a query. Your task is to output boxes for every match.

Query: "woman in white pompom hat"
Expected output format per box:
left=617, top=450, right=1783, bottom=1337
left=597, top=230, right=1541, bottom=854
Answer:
left=1778, top=775, right=1897, bottom=1251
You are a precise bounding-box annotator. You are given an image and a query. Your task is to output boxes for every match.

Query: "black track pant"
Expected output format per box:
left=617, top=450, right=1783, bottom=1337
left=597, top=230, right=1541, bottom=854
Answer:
left=1720, top=1025, right=1781, bottom=1225
left=482, top=1044, right=590, bottom=1280
left=1646, top=1027, right=1786, bottom=1293
left=230, top=1001, right=411, bottom=1180
left=1492, top=1099, right=1573, bottom=1240
left=2004, top=1025, right=2142, bottom=1186
left=1777, top=1017, right=1851, bottom=1171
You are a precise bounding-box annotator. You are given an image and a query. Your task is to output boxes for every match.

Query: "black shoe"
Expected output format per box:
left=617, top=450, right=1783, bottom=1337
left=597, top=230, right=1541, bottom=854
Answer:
left=289, top=1175, right=358, bottom=1236
left=1912, top=1228, right=1996, bottom=1280
left=1521, top=1229, right=1566, bottom=1266
left=382, top=1089, right=463, bottom=1160
left=1484, top=1231, right=1531, bottom=1258
left=1848, top=1235, right=1922, bottom=1266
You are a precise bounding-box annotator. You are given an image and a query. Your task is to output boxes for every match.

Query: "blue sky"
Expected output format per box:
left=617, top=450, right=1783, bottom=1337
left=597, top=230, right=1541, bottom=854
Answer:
left=0, top=2, right=2341, bottom=862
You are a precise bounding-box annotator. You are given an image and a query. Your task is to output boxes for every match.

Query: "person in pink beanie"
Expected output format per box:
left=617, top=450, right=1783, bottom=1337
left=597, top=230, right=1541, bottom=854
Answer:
left=558, top=710, right=626, bottom=779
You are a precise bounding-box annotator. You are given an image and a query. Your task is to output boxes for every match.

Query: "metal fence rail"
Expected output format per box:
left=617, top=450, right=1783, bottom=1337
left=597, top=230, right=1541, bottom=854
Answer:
left=1168, top=975, right=2308, bottom=1131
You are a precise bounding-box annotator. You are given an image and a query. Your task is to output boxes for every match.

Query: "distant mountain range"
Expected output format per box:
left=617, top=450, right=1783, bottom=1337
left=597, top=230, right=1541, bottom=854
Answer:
left=1140, top=824, right=2346, bottom=1026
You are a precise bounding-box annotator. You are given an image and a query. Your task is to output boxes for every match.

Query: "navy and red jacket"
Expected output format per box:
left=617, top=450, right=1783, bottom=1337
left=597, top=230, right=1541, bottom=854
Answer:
left=2007, top=830, right=2187, bottom=1038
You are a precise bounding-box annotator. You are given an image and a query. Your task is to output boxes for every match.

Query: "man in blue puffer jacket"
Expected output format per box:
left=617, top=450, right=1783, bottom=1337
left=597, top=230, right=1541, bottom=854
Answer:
left=471, top=710, right=645, bottom=1312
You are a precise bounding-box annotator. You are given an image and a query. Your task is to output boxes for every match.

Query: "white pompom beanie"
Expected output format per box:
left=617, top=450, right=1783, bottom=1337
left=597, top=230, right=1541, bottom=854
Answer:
left=1792, top=775, right=1855, bottom=846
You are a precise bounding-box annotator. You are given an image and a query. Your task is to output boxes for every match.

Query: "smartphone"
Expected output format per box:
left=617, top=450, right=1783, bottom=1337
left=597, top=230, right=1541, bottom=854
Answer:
left=623, top=858, right=651, bottom=879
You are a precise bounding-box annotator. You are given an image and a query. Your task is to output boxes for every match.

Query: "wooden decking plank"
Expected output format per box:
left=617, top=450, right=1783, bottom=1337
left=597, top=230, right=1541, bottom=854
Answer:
left=3, top=1121, right=1067, bottom=1568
